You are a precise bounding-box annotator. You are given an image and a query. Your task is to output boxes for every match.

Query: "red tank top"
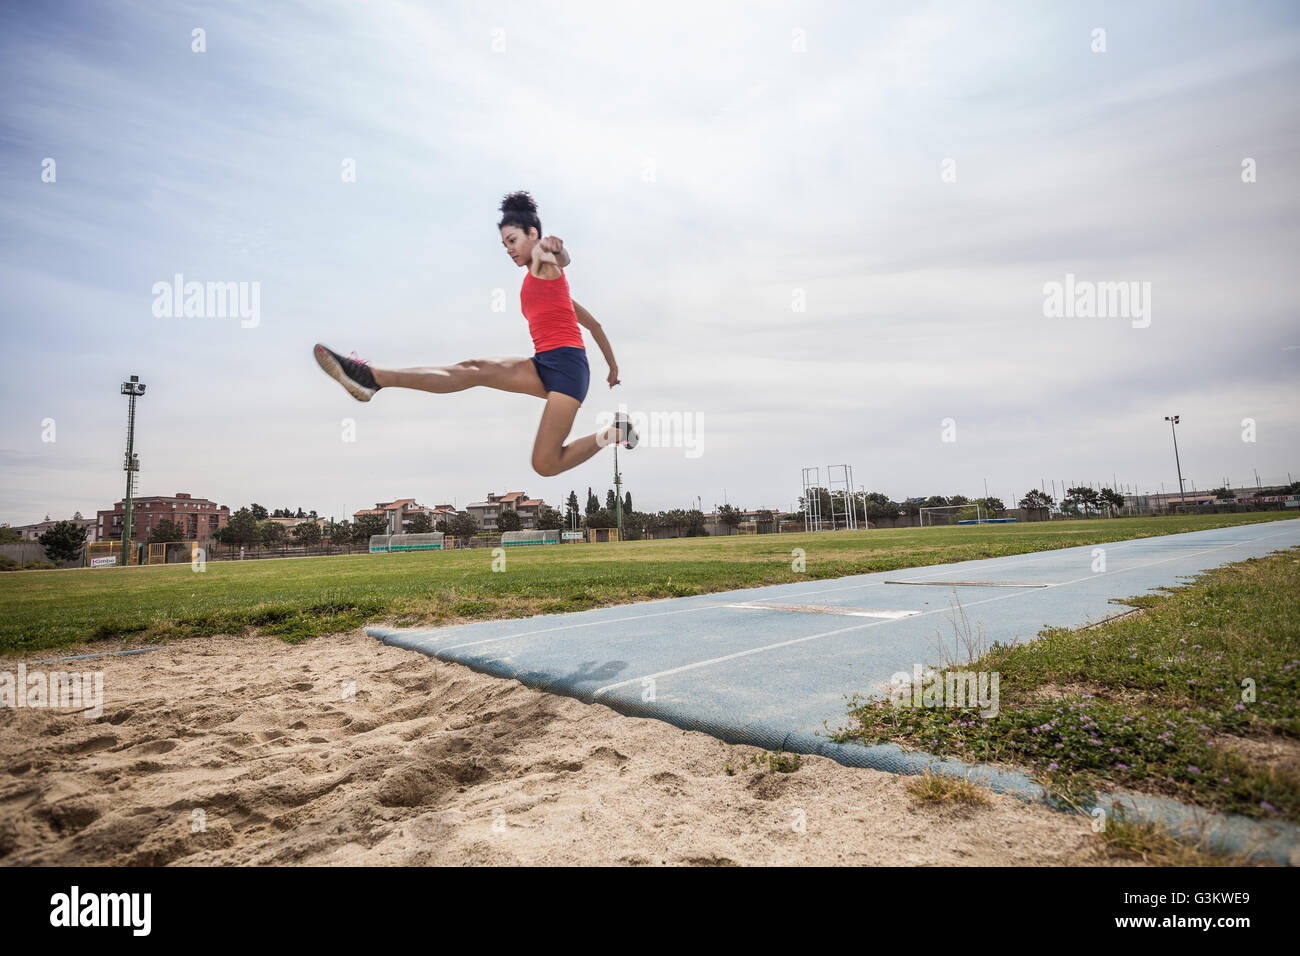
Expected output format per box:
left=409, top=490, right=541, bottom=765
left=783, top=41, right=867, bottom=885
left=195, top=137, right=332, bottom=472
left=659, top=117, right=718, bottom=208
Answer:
left=520, top=268, right=585, bottom=353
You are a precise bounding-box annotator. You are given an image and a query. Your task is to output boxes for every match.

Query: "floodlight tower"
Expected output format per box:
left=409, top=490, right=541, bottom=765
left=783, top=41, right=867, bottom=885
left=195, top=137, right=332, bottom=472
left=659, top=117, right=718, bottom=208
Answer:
left=120, top=376, right=146, bottom=562
left=613, top=444, right=623, bottom=539
left=1164, top=415, right=1185, bottom=510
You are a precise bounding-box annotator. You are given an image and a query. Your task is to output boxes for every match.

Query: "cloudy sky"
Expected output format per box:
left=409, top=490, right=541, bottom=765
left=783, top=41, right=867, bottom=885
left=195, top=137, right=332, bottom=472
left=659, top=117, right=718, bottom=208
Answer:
left=2, top=0, right=1297, bottom=525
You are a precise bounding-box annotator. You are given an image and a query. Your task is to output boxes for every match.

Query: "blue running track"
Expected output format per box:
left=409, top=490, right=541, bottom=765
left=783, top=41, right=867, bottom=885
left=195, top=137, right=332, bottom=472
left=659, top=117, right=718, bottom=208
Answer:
left=368, top=519, right=1300, bottom=754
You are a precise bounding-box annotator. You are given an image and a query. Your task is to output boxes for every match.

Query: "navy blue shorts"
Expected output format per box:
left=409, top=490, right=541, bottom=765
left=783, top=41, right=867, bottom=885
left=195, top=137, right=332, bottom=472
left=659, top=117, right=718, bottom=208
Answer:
left=531, top=346, right=589, bottom=403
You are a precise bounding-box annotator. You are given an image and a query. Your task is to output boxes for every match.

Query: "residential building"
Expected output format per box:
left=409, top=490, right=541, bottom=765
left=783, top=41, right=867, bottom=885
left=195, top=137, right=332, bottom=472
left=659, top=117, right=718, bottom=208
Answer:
left=97, top=492, right=230, bottom=541
left=353, top=498, right=436, bottom=532
left=11, top=516, right=99, bottom=542
left=465, top=491, right=550, bottom=531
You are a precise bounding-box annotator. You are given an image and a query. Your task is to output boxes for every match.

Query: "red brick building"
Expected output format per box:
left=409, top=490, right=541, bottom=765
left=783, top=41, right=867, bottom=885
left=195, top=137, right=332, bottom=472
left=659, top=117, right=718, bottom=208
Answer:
left=97, top=492, right=230, bottom=542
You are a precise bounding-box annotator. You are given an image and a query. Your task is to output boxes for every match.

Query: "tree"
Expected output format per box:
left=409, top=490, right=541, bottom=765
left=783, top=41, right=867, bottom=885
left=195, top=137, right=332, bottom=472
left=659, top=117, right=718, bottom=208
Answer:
left=498, top=510, right=522, bottom=532
left=624, top=491, right=632, bottom=514
left=37, top=520, right=87, bottom=563
left=585, top=488, right=599, bottom=516
left=223, top=508, right=261, bottom=546
left=406, top=511, right=433, bottom=534
left=977, top=497, right=1006, bottom=516
left=324, top=519, right=351, bottom=543
left=658, top=509, right=686, bottom=536
left=1064, top=486, right=1100, bottom=517
left=684, top=508, right=707, bottom=536
left=448, top=512, right=480, bottom=539
left=1020, top=489, right=1053, bottom=512
left=799, top=486, right=833, bottom=522
left=295, top=507, right=306, bottom=519
left=565, top=491, right=580, bottom=528
left=716, top=503, right=742, bottom=529
left=249, top=503, right=269, bottom=520
left=0, top=525, right=20, bottom=544
left=862, top=492, right=898, bottom=520
left=259, top=521, right=288, bottom=547
left=1211, top=487, right=1233, bottom=501
left=605, top=489, right=617, bottom=511
left=148, top=519, right=186, bottom=543
left=537, top=506, right=564, bottom=531
left=1098, top=488, right=1125, bottom=516
left=292, top=521, right=321, bottom=546
left=585, top=508, right=616, bottom=529
left=353, top=514, right=388, bottom=542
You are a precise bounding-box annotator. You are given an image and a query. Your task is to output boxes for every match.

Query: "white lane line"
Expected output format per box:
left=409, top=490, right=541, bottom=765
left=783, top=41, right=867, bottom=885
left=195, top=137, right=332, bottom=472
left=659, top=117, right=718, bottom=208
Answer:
left=589, top=526, right=1300, bottom=698
left=724, top=603, right=920, bottom=619
left=882, top=580, right=1050, bottom=588
left=426, top=522, right=1298, bottom=652
left=438, top=603, right=729, bottom=651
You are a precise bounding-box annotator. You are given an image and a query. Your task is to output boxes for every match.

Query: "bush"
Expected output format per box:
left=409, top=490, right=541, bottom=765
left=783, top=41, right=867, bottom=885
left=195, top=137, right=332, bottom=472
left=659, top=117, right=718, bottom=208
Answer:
left=0, top=555, right=19, bottom=571
left=22, top=560, right=57, bottom=570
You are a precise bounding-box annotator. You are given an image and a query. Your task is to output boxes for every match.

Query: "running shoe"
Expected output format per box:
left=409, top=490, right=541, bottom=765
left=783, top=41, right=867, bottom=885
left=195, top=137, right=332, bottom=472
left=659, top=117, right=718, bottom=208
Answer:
left=314, top=343, right=381, bottom=402
left=613, top=412, right=638, bottom=449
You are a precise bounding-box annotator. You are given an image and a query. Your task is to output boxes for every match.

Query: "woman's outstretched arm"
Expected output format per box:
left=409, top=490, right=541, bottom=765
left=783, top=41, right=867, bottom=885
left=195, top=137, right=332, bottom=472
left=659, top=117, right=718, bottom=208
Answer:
left=572, top=299, right=620, bottom=387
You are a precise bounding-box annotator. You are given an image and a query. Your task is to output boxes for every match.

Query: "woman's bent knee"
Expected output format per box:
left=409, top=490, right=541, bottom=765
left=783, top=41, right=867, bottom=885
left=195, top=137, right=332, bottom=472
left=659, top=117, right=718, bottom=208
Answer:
left=531, top=452, right=561, bottom=477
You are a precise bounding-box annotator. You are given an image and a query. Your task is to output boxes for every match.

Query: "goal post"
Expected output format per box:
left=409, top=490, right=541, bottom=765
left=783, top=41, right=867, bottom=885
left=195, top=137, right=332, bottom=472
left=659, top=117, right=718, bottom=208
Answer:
left=918, top=503, right=985, bottom=526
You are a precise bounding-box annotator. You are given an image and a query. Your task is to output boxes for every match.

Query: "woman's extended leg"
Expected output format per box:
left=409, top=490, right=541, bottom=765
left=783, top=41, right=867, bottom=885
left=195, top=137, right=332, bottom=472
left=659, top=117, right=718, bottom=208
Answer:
left=531, top=392, right=620, bottom=477
left=373, top=356, right=548, bottom=398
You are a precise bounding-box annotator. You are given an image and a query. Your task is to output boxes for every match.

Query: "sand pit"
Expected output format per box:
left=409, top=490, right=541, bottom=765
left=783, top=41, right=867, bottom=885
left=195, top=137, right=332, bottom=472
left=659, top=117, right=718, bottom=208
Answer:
left=0, top=630, right=1110, bottom=866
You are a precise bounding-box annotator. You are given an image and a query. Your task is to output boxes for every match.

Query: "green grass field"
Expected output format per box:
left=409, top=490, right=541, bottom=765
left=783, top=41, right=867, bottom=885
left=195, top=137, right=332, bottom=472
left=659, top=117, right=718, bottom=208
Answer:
left=0, top=512, right=1293, bottom=655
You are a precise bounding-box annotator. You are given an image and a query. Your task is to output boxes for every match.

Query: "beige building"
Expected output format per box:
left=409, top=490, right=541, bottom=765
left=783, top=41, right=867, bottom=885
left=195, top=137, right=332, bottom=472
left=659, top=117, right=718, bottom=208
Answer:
left=465, top=491, right=548, bottom=531
left=12, top=516, right=100, bottom=542
left=353, top=498, right=436, bottom=532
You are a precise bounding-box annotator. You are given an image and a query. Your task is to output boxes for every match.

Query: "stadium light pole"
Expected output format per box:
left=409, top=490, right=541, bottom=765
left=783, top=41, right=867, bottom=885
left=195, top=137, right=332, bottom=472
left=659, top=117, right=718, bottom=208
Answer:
left=1164, top=415, right=1185, bottom=511
left=613, top=445, right=623, bottom=540
left=119, top=375, right=146, bottom=565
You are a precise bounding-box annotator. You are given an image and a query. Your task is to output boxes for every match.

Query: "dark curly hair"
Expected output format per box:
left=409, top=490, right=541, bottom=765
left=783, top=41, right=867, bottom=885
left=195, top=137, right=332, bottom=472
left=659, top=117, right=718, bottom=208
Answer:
left=497, top=189, right=542, bottom=239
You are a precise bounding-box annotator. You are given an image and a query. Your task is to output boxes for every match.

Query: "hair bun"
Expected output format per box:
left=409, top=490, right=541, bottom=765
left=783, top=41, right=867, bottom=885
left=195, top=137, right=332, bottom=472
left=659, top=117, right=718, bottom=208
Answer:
left=499, top=190, right=537, bottom=214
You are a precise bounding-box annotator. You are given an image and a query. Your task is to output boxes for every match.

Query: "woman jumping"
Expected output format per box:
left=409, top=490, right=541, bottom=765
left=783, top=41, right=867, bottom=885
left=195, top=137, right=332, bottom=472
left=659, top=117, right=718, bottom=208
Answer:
left=313, top=190, right=636, bottom=476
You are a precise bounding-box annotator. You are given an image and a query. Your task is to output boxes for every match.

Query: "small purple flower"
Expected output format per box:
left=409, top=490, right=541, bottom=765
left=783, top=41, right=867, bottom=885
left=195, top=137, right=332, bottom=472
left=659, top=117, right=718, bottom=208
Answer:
left=1048, top=762, right=1059, bottom=771
left=1187, top=765, right=1200, bottom=775
left=1261, top=801, right=1277, bottom=813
